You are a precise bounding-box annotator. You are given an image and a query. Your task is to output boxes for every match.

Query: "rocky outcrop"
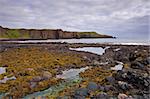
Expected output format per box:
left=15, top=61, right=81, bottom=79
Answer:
left=0, top=26, right=113, bottom=39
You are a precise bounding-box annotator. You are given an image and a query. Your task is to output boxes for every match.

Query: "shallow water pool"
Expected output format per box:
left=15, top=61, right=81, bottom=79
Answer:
left=69, top=47, right=106, bottom=55
left=0, top=67, right=6, bottom=75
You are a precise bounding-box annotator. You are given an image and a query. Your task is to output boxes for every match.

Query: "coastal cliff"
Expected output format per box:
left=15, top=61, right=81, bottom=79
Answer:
left=0, top=26, right=113, bottom=39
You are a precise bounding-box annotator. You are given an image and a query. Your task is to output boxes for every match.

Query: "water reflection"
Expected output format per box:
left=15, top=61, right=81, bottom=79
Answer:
left=69, top=47, right=105, bottom=55
left=7, top=38, right=150, bottom=45
left=56, top=67, right=89, bottom=79
left=111, top=62, right=123, bottom=70
left=0, top=76, right=16, bottom=83
left=0, top=67, right=6, bottom=74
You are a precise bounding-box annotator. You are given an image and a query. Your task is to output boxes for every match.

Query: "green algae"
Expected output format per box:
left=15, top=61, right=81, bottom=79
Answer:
left=57, top=67, right=116, bottom=98
left=23, top=77, right=82, bottom=99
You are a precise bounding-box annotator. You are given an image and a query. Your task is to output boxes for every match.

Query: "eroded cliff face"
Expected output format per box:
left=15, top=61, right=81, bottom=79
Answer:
left=0, top=26, right=113, bottom=39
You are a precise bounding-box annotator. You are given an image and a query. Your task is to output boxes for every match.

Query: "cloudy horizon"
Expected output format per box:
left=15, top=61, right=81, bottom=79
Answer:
left=0, top=0, right=149, bottom=39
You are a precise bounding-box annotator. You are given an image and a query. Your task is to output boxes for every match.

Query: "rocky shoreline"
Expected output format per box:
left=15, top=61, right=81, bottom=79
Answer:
left=0, top=42, right=149, bottom=99
left=58, top=44, right=150, bottom=99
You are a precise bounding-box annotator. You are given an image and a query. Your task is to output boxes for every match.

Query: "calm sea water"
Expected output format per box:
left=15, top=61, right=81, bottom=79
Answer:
left=9, top=37, right=150, bottom=45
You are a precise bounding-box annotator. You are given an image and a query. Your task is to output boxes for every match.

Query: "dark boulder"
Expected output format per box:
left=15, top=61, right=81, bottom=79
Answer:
left=143, top=79, right=150, bottom=87
left=57, top=96, right=69, bottom=99
left=114, top=51, right=129, bottom=62
left=132, top=95, right=146, bottom=99
left=75, top=88, right=89, bottom=96
left=146, top=57, right=150, bottom=64
left=30, top=76, right=43, bottom=82
left=94, top=93, right=109, bottom=99
left=42, top=71, right=52, bottom=80
left=104, top=85, right=113, bottom=92
left=129, top=52, right=137, bottom=61
left=131, top=61, right=144, bottom=69
left=73, top=95, right=85, bottom=99
left=87, top=82, right=98, bottom=91
left=118, top=81, right=130, bottom=90
left=118, top=93, right=129, bottom=99
left=99, top=85, right=105, bottom=91
left=114, top=70, right=149, bottom=91
left=30, top=82, right=37, bottom=88
left=105, top=76, right=116, bottom=84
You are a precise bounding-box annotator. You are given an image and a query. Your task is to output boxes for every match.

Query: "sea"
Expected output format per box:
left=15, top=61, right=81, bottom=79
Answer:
left=8, top=37, right=150, bottom=45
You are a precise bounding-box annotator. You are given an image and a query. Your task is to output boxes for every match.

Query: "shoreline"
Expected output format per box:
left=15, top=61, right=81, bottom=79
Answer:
left=0, top=37, right=115, bottom=41
left=0, top=42, right=149, bottom=98
left=1, top=41, right=150, bottom=46
left=0, top=37, right=149, bottom=46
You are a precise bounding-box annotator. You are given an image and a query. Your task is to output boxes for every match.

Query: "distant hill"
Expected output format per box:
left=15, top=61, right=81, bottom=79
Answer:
left=0, top=26, right=113, bottom=39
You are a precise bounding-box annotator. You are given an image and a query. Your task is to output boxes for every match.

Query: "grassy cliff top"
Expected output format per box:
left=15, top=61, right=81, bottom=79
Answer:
left=0, top=26, right=113, bottom=39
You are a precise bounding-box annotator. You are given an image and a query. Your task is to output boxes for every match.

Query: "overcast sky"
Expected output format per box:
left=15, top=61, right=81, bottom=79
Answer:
left=0, top=0, right=149, bottom=39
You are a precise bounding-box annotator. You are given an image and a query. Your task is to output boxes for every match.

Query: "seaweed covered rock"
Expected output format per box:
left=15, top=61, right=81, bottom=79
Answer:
left=80, top=67, right=114, bottom=84
left=56, top=45, right=149, bottom=99
left=0, top=47, right=87, bottom=98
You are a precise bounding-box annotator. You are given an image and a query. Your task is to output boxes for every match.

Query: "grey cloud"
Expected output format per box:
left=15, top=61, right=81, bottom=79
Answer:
left=0, top=0, right=149, bottom=38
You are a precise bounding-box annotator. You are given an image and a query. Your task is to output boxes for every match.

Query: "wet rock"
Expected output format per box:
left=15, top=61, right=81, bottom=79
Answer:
left=57, top=96, right=69, bottom=99
left=143, top=79, right=149, bottom=87
left=132, top=95, right=144, bottom=99
left=131, top=61, right=144, bottom=69
left=121, top=72, right=128, bottom=79
left=26, top=68, right=34, bottom=71
left=114, top=51, right=129, bottom=62
left=111, top=64, right=123, bottom=71
left=99, top=85, right=105, bottom=91
left=113, top=70, right=125, bottom=81
left=114, top=69, right=150, bottom=95
left=30, top=72, right=52, bottom=83
left=83, top=56, right=88, bottom=59
left=42, top=71, right=52, bottom=80
left=146, top=57, right=150, bottom=64
left=35, top=96, right=47, bottom=99
left=104, top=85, right=113, bottom=92
left=118, top=93, right=128, bottom=99
left=75, top=88, right=89, bottom=96
left=129, top=52, right=137, bottom=62
left=87, top=82, right=98, bottom=91
left=118, top=81, right=130, bottom=90
left=93, top=60, right=101, bottom=66
left=114, top=48, right=121, bottom=52
left=30, top=76, right=43, bottom=82
left=0, top=76, right=16, bottom=83
left=143, top=94, right=150, bottom=99
left=73, top=95, right=85, bottom=99
left=95, top=92, right=109, bottom=99
left=30, top=82, right=37, bottom=88
left=105, top=76, right=115, bottom=84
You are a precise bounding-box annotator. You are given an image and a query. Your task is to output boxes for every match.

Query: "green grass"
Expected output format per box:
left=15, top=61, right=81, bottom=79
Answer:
left=79, top=32, right=101, bottom=37
left=79, top=32, right=98, bottom=35
left=6, top=30, right=20, bottom=38
left=0, top=30, right=30, bottom=39
left=22, top=33, right=30, bottom=38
